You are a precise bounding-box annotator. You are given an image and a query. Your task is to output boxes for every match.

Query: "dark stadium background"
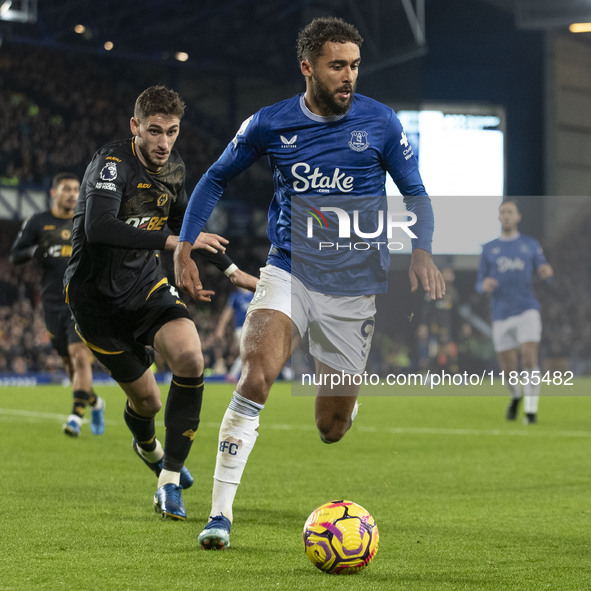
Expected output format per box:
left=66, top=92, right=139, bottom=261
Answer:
left=1, top=0, right=590, bottom=379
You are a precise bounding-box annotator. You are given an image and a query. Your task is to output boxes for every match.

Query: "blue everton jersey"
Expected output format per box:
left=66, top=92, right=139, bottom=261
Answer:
left=180, top=93, right=434, bottom=295
left=476, top=233, right=547, bottom=321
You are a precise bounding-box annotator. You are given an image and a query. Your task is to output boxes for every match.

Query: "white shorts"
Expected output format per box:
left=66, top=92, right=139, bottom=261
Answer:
left=233, top=327, right=242, bottom=348
left=492, top=309, right=542, bottom=353
left=247, top=264, right=376, bottom=373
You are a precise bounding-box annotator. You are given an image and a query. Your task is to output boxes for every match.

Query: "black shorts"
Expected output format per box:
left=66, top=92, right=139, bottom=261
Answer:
left=43, top=305, right=82, bottom=357
left=70, top=283, right=191, bottom=383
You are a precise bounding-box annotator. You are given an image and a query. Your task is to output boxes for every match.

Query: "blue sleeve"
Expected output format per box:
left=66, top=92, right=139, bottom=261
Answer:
left=397, top=167, right=433, bottom=253
left=179, top=113, right=263, bottom=244
left=382, top=110, right=434, bottom=253
left=532, top=238, right=547, bottom=268
left=403, top=192, right=434, bottom=253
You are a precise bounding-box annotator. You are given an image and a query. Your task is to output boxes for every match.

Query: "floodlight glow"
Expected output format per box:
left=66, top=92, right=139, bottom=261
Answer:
left=0, top=1, right=12, bottom=17
left=569, top=22, right=591, bottom=33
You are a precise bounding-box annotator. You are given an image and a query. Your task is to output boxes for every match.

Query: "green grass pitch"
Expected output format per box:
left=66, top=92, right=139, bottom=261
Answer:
left=1, top=378, right=590, bottom=590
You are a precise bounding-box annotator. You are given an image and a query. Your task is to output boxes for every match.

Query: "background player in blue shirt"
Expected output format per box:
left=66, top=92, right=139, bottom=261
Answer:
left=476, top=199, right=553, bottom=424
left=174, top=17, right=445, bottom=549
left=214, top=287, right=254, bottom=381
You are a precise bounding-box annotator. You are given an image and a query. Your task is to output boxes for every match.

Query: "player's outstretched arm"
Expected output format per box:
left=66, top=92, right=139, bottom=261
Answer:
left=227, top=268, right=258, bottom=293
left=173, top=240, right=215, bottom=302
left=163, top=232, right=227, bottom=253
left=193, top=232, right=228, bottom=254
left=408, top=248, right=445, bottom=301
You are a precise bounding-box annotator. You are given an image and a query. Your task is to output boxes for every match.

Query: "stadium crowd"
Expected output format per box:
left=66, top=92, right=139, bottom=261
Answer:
left=0, top=43, right=230, bottom=189
left=536, top=211, right=591, bottom=375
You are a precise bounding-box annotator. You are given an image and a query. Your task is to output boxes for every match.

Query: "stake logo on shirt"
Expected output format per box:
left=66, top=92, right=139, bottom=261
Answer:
left=291, top=162, right=354, bottom=193
left=496, top=256, right=526, bottom=273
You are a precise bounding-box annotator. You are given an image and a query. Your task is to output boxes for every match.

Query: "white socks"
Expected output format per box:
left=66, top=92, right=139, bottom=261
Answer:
left=210, top=392, right=264, bottom=523
left=158, top=468, right=180, bottom=488
left=523, top=367, right=540, bottom=414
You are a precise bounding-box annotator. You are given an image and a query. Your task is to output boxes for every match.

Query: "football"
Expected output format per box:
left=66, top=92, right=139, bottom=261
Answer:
left=302, top=499, right=379, bottom=574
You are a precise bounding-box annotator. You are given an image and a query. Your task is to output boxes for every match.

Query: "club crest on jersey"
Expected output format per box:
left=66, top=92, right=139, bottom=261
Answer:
left=100, top=162, right=118, bottom=181
left=61, top=229, right=71, bottom=240
left=348, top=130, right=369, bottom=152
left=157, top=194, right=168, bottom=206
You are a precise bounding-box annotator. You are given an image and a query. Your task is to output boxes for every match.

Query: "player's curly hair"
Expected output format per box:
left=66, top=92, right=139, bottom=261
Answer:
left=134, top=85, right=186, bottom=121
left=296, top=17, right=363, bottom=64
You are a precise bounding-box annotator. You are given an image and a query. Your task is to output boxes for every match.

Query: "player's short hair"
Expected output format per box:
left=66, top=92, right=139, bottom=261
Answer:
left=52, top=172, right=79, bottom=189
left=296, top=17, right=363, bottom=64
left=500, top=198, right=520, bottom=212
left=134, top=85, right=186, bottom=121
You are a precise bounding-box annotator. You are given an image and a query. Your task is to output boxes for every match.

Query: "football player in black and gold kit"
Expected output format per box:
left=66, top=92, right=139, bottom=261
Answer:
left=10, top=172, right=106, bottom=437
left=64, top=86, right=257, bottom=521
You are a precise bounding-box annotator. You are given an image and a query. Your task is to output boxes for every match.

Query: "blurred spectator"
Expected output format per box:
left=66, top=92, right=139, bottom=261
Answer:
left=414, top=322, right=432, bottom=373
left=456, top=322, right=495, bottom=374
left=0, top=42, right=227, bottom=189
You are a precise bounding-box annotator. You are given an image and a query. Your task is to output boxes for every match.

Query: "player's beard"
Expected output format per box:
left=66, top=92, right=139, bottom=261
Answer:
left=136, top=137, right=168, bottom=172
left=310, top=74, right=355, bottom=116
left=143, top=149, right=167, bottom=171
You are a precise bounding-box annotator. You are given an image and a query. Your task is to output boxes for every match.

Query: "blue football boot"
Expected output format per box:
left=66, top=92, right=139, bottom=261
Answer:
left=154, top=483, right=187, bottom=520
left=63, top=416, right=81, bottom=437
left=90, top=397, right=105, bottom=435
left=198, top=515, right=232, bottom=549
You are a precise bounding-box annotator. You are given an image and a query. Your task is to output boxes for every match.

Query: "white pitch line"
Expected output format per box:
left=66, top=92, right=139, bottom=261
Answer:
left=0, top=408, right=67, bottom=421
left=356, top=425, right=591, bottom=438
left=204, top=421, right=591, bottom=439
left=1, top=408, right=589, bottom=438
left=0, top=407, right=109, bottom=425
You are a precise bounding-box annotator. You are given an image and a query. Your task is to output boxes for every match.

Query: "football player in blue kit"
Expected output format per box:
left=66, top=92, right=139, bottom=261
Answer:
left=476, top=199, right=553, bottom=424
left=214, top=287, right=254, bottom=381
left=174, top=17, right=445, bottom=548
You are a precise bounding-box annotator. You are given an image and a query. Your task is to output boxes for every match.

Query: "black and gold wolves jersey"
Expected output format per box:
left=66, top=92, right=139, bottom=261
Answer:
left=11, top=210, right=73, bottom=310
left=65, top=138, right=188, bottom=314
